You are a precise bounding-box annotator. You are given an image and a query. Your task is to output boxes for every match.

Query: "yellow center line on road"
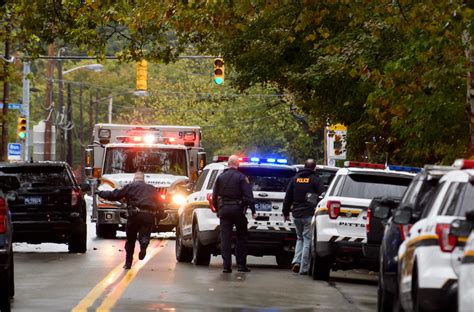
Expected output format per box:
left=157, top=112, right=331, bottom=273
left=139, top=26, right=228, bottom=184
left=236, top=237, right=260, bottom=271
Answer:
left=71, top=239, right=165, bottom=312
left=96, top=240, right=167, bottom=312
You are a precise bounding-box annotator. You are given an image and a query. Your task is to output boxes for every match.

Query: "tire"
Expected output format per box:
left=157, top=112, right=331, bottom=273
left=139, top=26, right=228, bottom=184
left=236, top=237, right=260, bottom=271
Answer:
left=0, top=266, right=10, bottom=312
left=275, top=252, right=293, bottom=268
left=311, top=232, right=331, bottom=281
left=192, top=224, right=211, bottom=266
left=69, top=219, right=87, bottom=253
left=8, top=252, right=14, bottom=299
left=378, top=268, right=394, bottom=312
left=96, top=223, right=117, bottom=239
left=176, top=225, right=193, bottom=263
left=412, top=268, right=424, bottom=312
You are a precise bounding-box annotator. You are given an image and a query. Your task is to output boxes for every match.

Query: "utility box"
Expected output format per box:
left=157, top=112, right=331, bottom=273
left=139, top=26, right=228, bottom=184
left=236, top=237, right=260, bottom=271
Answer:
left=33, top=121, right=56, bottom=161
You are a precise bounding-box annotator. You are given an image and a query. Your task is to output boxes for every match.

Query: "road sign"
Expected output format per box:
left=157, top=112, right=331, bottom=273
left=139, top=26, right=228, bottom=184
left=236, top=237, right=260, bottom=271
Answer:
left=8, top=143, right=22, bottom=161
left=0, top=103, right=23, bottom=110
left=326, top=123, right=347, bottom=160
left=328, top=158, right=336, bottom=167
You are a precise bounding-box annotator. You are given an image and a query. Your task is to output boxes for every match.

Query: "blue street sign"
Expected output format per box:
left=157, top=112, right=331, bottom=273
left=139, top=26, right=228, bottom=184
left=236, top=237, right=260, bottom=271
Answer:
left=0, top=103, right=22, bottom=110
left=8, top=143, right=22, bottom=161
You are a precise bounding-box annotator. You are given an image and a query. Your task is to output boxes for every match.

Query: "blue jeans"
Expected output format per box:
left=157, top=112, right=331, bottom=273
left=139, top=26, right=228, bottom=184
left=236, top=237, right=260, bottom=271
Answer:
left=292, top=216, right=312, bottom=273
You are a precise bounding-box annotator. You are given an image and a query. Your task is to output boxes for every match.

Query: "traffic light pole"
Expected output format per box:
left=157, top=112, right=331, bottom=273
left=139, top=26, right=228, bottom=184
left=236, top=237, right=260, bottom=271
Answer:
left=22, top=61, right=30, bottom=161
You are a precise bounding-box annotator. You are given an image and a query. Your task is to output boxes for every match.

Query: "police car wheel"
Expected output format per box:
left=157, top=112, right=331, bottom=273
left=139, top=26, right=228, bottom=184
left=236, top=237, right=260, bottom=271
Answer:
left=378, top=265, right=394, bottom=312
left=192, top=225, right=211, bottom=266
left=311, top=251, right=331, bottom=281
left=411, top=267, right=425, bottom=312
left=69, top=219, right=87, bottom=253
left=176, top=225, right=193, bottom=263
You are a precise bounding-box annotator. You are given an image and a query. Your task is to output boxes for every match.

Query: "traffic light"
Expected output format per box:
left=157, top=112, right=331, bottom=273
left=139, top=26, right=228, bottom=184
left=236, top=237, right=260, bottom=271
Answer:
left=136, top=60, right=148, bottom=92
left=213, top=58, right=224, bottom=85
left=17, top=117, right=27, bottom=140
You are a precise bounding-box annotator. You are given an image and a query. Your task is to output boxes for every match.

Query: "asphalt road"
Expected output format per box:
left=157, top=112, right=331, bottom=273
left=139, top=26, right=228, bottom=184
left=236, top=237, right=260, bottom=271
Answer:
left=10, top=223, right=377, bottom=312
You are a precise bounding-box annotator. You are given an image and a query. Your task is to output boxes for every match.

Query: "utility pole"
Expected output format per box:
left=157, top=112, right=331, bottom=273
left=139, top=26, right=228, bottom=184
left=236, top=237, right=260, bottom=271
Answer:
left=1, top=28, right=10, bottom=161
left=57, top=59, right=65, bottom=161
left=66, top=83, right=73, bottom=166
left=22, top=61, right=30, bottom=161
left=44, top=44, right=55, bottom=161
left=89, top=88, right=93, bottom=142
left=95, top=89, right=99, bottom=124
left=79, top=84, right=85, bottom=181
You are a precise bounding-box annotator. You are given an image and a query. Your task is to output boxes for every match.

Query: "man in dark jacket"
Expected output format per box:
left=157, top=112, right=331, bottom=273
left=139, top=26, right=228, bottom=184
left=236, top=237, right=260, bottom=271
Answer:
left=97, top=171, right=162, bottom=269
left=212, top=155, right=257, bottom=273
left=283, top=159, right=324, bottom=275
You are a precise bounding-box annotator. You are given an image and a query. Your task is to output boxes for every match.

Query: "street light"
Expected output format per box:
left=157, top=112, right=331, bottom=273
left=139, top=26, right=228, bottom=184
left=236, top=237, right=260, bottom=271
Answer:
left=62, top=63, right=104, bottom=75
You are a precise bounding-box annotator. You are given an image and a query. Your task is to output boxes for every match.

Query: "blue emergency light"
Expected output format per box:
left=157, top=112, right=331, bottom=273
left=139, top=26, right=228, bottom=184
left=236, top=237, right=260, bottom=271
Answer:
left=267, top=158, right=276, bottom=163
left=387, top=165, right=422, bottom=173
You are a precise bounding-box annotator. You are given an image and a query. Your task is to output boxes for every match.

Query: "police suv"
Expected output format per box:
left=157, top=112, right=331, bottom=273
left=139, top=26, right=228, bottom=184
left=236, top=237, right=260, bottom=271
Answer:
left=458, top=210, right=474, bottom=312
left=396, top=159, right=474, bottom=312
left=310, top=161, right=415, bottom=281
left=176, top=156, right=297, bottom=266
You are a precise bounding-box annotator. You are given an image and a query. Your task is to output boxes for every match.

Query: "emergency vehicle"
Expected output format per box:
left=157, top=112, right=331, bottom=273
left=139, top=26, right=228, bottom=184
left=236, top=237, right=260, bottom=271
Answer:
left=396, top=159, right=474, bottom=312
left=309, top=161, right=415, bottom=281
left=175, top=156, right=297, bottom=266
left=86, top=123, right=206, bottom=238
left=458, top=210, right=474, bottom=312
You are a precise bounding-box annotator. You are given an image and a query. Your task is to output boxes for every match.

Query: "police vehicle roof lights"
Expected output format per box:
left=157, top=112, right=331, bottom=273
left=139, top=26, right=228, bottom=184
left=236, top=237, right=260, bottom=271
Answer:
left=344, top=161, right=385, bottom=170
left=387, top=165, right=422, bottom=173
left=453, top=159, right=474, bottom=169
left=212, top=155, right=288, bottom=165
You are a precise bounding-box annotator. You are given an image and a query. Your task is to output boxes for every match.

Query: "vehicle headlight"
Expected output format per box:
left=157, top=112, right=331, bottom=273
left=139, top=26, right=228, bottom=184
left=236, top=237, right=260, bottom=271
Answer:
left=171, top=194, right=186, bottom=206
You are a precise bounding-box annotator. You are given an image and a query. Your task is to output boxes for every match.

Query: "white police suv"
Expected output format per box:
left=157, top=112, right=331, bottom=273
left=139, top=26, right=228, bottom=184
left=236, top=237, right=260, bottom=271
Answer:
left=176, top=156, right=297, bottom=266
left=310, top=161, right=415, bottom=281
left=458, top=210, right=474, bottom=312
left=396, top=159, right=474, bottom=312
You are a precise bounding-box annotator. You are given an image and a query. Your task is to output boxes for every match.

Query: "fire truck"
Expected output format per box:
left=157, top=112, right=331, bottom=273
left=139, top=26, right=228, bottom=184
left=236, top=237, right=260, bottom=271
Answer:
left=85, top=123, right=206, bottom=238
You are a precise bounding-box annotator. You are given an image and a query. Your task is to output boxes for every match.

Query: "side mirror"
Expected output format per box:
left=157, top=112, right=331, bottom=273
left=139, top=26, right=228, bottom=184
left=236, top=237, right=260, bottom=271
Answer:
left=450, top=219, right=473, bottom=237
left=393, top=207, right=412, bottom=225
left=373, top=205, right=391, bottom=219
left=80, top=183, right=91, bottom=192
left=319, top=192, right=326, bottom=200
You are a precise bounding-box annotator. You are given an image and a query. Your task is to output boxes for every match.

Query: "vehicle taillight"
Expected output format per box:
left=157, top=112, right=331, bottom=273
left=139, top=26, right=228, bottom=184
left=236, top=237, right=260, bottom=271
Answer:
left=327, top=200, right=341, bottom=219
left=366, top=208, right=372, bottom=233
left=207, top=193, right=217, bottom=213
left=436, top=223, right=457, bottom=253
left=399, top=224, right=412, bottom=241
left=0, top=197, right=7, bottom=234
left=71, top=189, right=81, bottom=207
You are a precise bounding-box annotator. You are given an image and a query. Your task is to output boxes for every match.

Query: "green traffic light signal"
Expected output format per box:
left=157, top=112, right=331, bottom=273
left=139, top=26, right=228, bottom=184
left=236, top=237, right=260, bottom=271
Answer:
left=213, top=58, right=224, bottom=85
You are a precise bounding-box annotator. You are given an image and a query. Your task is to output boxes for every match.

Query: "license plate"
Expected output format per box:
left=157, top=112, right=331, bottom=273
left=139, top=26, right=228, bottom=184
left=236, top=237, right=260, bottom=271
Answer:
left=255, top=202, right=272, bottom=212
left=25, top=196, right=42, bottom=205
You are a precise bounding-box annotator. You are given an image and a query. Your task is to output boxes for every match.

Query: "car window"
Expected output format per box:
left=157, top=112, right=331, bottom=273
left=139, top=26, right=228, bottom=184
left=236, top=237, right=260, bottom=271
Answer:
left=400, top=180, right=423, bottom=208
left=0, top=166, right=72, bottom=188
left=454, top=182, right=474, bottom=216
left=315, top=169, right=337, bottom=190
left=337, top=174, right=412, bottom=199
left=439, top=183, right=462, bottom=216
left=238, top=167, right=296, bottom=192
left=421, top=182, right=446, bottom=218
left=328, top=175, right=343, bottom=196
left=206, top=170, right=220, bottom=190
left=194, top=169, right=209, bottom=192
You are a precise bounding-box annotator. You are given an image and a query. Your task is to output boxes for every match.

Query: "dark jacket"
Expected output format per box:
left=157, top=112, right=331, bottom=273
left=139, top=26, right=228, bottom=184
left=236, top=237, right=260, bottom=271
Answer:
left=98, top=180, right=161, bottom=211
left=212, top=167, right=256, bottom=214
left=283, top=168, right=324, bottom=218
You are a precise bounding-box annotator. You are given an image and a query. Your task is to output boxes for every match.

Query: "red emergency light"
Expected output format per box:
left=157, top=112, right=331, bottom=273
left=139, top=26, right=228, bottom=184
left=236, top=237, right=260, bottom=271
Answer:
left=453, top=159, right=474, bottom=169
left=344, top=161, right=385, bottom=170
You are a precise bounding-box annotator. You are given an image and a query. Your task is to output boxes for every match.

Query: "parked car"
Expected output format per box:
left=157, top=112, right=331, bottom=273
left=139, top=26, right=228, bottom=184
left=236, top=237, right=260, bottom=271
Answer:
left=455, top=210, right=474, bottom=312
left=374, top=165, right=453, bottom=311
left=0, top=161, right=89, bottom=253
left=309, top=161, right=415, bottom=281
left=0, top=174, right=20, bottom=311
left=396, top=159, right=474, bottom=312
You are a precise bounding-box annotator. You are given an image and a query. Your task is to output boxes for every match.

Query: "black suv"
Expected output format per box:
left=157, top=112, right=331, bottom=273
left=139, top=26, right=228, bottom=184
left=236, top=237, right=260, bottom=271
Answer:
left=0, top=162, right=89, bottom=253
left=376, top=167, right=452, bottom=311
left=0, top=175, right=20, bottom=311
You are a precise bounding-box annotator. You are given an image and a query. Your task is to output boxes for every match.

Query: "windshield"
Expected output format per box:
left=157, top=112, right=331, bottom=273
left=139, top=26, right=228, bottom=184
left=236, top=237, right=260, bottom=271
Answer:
left=338, top=174, right=412, bottom=199
left=0, top=166, right=71, bottom=188
left=103, top=147, right=187, bottom=176
left=238, top=167, right=296, bottom=192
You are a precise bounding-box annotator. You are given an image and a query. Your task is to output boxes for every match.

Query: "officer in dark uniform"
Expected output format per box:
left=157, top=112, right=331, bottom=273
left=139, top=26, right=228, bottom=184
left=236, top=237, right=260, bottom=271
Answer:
left=283, top=159, right=324, bottom=275
left=97, top=171, right=163, bottom=269
left=212, top=155, right=257, bottom=273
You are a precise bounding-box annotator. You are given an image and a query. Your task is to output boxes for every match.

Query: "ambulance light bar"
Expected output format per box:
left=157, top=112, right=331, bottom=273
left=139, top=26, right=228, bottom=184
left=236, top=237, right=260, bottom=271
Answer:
left=344, top=161, right=385, bottom=170
left=387, top=165, right=422, bottom=173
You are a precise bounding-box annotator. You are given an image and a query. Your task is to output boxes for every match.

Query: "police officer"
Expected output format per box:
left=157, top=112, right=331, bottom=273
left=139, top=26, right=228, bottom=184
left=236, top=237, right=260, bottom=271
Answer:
left=97, top=171, right=163, bottom=269
left=283, top=159, right=324, bottom=275
left=212, top=155, right=257, bottom=273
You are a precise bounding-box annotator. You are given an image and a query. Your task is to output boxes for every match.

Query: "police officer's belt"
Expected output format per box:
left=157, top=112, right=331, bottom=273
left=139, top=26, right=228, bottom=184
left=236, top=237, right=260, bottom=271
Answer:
left=130, top=206, right=156, bottom=214
left=221, top=199, right=243, bottom=205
